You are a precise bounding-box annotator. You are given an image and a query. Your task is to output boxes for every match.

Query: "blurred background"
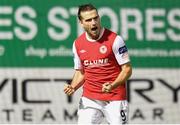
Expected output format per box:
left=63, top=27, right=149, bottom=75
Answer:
left=0, top=0, right=180, bottom=124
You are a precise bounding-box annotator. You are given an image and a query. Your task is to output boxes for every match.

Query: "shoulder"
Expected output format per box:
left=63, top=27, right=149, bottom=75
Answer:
left=74, top=32, right=86, bottom=50
left=75, top=32, right=86, bottom=43
left=114, top=35, right=124, bottom=44
left=104, top=28, right=124, bottom=45
left=101, top=28, right=118, bottom=44
left=113, top=35, right=126, bottom=50
left=104, top=28, right=117, bottom=36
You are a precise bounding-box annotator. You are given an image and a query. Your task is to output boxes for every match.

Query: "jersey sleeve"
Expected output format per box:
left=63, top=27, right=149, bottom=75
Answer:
left=112, top=35, right=130, bottom=65
left=73, top=42, right=82, bottom=69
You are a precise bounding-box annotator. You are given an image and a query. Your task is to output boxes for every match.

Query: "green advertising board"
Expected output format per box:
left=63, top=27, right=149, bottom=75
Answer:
left=0, top=0, right=180, bottom=67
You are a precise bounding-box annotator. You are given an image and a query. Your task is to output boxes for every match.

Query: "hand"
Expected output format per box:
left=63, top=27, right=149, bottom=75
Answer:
left=102, top=82, right=113, bottom=93
left=64, top=84, right=75, bottom=96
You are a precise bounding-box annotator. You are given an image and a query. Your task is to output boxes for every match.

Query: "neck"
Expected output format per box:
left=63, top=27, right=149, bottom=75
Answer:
left=86, top=28, right=104, bottom=42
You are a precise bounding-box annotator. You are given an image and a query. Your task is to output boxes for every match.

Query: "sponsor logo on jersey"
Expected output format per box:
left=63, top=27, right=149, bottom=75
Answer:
left=99, top=45, right=107, bottom=54
left=84, top=58, right=109, bottom=67
left=118, top=46, right=128, bottom=54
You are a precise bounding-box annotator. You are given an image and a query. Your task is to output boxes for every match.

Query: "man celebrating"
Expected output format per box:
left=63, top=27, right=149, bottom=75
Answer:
left=64, top=4, right=132, bottom=124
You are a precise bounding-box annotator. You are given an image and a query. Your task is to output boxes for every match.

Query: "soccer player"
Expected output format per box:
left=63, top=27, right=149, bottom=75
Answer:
left=64, top=4, right=132, bottom=124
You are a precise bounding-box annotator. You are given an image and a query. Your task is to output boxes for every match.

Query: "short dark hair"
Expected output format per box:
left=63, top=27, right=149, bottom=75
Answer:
left=78, top=4, right=97, bottom=20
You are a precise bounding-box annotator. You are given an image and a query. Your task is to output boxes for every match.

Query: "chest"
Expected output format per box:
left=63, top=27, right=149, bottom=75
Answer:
left=77, top=41, right=113, bottom=61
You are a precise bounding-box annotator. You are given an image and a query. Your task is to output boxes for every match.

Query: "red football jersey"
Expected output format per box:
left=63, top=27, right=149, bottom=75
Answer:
left=73, top=28, right=130, bottom=101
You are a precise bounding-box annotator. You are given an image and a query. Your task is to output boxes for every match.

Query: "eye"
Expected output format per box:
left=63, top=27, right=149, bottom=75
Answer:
left=86, top=19, right=92, bottom=22
left=94, top=16, right=99, bottom=20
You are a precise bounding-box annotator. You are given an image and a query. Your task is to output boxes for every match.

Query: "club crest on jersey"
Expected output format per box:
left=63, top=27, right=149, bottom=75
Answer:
left=99, top=45, right=107, bottom=54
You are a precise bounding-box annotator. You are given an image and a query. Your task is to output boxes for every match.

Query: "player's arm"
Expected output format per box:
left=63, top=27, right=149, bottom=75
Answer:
left=64, top=69, right=84, bottom=96
left=102, top=35, right=132, bottom=92
left=64, top=41, right=84, bottom=95
left=102, top=63, right=132, bottom=92
left=112, top=63, right=132, bottom=89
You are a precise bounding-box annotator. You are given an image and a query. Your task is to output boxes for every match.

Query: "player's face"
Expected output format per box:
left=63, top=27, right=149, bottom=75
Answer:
left=79, top=9, right=101, bottom=40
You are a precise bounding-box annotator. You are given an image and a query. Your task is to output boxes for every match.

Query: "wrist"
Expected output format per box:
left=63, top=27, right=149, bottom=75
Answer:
left=111, top=83, right=118, bottom=90
left=70, top=85, right=77, bottom=91
left=109, top=83, right=113, bottom=90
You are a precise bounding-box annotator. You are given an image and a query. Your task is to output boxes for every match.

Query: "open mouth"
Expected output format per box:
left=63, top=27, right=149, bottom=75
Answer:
left=91, top=27, right=98, bottom=31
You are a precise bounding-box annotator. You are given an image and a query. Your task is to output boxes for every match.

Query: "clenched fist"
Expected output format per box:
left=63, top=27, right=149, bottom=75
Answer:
left=64, top=84, right=75, bottom=96
left=102, top=82, right=113, bottom=93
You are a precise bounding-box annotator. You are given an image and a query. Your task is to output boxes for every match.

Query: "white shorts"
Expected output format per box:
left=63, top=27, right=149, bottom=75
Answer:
left=78, top=97, right=128, bottom=124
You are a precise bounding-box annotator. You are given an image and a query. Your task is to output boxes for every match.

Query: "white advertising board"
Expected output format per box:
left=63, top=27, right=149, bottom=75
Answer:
left=0, top=68, right=179, bottom=124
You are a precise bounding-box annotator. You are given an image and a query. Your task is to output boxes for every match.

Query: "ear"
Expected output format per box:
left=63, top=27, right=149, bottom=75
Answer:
left=79, top=20, right=84, bottom=27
